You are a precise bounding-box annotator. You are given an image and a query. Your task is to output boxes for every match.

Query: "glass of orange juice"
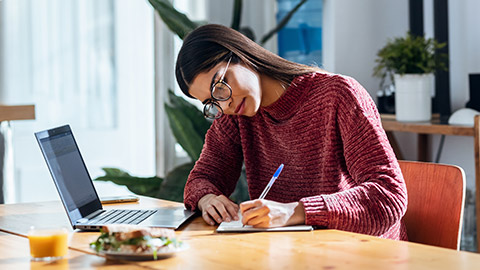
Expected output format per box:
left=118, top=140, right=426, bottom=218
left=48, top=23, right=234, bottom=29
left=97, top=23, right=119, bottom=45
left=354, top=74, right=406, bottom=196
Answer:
left=27, top=226, right=69, bottom=261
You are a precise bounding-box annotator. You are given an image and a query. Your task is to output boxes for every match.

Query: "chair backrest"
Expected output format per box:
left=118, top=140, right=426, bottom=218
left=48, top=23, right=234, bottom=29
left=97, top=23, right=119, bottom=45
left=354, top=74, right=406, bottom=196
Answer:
left=399, top=160, right=466, bottom=250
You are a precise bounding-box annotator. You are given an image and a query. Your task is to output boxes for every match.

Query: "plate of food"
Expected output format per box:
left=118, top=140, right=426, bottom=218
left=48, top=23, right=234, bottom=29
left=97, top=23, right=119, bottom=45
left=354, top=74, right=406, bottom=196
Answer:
left=90, top=224, right=188, bottom=261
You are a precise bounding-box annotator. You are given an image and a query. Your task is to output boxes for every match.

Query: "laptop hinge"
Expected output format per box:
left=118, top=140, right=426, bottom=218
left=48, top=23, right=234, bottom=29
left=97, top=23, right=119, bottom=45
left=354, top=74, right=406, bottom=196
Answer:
left=77, top=209, right=105, bottom=223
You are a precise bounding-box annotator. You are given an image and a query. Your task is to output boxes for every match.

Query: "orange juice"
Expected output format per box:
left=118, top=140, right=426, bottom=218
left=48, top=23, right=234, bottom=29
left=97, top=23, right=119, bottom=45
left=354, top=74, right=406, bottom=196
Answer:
left=28, top=227, right=68, bottom=260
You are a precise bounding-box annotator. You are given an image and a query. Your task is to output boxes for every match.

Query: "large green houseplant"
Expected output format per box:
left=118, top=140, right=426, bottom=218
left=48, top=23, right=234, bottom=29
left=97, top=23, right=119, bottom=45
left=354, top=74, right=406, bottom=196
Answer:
left=95, top=0, right=308, bottom=203
left=373, top=32, right=447, bottom=122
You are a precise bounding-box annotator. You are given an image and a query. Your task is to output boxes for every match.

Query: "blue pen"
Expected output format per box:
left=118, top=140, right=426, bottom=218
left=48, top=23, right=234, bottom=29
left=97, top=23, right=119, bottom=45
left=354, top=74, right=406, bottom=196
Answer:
left=258, top=164, right=284, bottom=200
left=241, top=164, right=284, bottom=227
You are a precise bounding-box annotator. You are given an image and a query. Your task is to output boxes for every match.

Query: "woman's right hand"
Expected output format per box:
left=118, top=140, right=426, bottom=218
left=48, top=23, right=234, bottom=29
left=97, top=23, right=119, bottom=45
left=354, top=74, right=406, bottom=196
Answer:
left=198, top=194, right=239, bottom=225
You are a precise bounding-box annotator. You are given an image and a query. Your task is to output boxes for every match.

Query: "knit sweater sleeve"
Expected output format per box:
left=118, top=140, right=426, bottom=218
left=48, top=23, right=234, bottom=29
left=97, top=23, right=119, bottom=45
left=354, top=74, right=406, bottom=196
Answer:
left=183, top=116, right=243, bottom=211
left=300, top=76, right=408, bottom=236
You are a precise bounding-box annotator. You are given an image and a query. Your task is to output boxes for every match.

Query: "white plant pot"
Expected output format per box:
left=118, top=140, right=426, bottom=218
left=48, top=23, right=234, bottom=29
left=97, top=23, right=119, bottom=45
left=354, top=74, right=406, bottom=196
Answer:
left=394, top=73, right=433, bottom=122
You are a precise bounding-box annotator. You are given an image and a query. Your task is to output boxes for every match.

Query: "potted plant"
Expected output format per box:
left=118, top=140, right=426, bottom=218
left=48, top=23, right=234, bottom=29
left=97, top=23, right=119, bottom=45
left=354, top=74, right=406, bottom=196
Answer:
left=373, top=32, right=447, bottom=122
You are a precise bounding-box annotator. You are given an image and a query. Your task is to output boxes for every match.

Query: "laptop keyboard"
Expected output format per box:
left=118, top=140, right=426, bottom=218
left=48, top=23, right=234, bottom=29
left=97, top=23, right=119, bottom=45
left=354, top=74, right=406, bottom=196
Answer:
left=87, top=209, right=157, bottom=225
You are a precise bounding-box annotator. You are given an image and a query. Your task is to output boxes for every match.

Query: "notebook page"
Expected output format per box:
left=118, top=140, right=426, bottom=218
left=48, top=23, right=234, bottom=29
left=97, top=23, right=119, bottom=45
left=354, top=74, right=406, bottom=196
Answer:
left=216, top=213, right=313, bottom=233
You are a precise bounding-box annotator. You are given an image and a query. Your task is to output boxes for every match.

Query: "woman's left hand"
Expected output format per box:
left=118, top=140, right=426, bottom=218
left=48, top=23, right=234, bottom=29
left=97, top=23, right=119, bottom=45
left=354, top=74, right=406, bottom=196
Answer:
left=239, top=199, right=305, bottom=228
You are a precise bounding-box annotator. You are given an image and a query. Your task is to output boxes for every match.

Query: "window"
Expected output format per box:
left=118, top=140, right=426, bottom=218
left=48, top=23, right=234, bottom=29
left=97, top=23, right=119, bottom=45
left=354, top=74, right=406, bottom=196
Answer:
left=2, top=0, right=117, bottom=128
left=0, top=0, right=155, bottom=203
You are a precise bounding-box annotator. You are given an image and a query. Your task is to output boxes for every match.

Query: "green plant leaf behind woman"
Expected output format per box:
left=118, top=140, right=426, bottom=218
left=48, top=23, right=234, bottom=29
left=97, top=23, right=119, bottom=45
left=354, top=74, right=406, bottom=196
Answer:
left=148, top=0, right=199, bottom=40
left=165, top=89, right=211, bottom=161
left=95, top=168, right=163, bottom=198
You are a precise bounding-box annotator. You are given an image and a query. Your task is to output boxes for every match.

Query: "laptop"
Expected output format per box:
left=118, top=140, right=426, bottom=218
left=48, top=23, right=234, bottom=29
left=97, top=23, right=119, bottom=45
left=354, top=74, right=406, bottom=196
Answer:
left=35, top=124, right=195, bottom=231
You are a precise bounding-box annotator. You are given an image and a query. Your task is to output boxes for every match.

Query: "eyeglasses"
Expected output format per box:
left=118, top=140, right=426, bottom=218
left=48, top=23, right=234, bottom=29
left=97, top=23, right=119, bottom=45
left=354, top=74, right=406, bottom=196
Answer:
left=203, top=57, right=232, bottom=119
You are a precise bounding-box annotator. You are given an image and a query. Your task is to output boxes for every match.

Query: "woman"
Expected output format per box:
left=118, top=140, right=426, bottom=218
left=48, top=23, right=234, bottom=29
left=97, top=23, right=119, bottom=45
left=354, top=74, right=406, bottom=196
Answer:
left=175, top=24, right=407, bottom=240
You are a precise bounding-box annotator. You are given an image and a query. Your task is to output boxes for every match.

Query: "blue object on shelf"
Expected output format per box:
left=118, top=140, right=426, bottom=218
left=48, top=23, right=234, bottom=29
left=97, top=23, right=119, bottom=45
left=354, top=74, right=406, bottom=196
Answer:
left=277, top=0, right=323, bottom=66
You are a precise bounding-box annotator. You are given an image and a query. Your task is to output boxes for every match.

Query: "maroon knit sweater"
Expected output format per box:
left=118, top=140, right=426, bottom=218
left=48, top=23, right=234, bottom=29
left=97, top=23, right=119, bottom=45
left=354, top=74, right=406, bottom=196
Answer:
left=184, top=72, right=408, bottom=240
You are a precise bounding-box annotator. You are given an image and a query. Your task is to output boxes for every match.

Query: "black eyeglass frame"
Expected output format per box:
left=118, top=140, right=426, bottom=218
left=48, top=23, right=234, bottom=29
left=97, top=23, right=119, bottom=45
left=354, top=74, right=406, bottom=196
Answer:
left=202, top=57, right=233, bottom=119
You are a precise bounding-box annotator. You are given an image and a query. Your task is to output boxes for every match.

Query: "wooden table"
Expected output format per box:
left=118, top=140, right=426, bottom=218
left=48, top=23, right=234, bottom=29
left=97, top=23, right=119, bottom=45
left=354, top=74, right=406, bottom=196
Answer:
left=1, top=197, right=480, bottom=269
left=0, top=231, right=144, bottom=270
left=0, top=105, right=35, bottom=122
left=0, top=104, right=36, bottom=203
left=381, top=114, right=480, bottom=252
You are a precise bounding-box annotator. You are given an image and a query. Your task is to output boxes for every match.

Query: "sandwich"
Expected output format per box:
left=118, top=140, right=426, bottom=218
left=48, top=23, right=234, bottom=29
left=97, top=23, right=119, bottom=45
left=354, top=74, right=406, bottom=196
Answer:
left=90, top=224, right=181, bottom=259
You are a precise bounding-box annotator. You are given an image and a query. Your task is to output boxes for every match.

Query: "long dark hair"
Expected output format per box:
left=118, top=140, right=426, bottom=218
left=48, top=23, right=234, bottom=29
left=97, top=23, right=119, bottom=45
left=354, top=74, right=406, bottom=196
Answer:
left=175, top=24, right=322, bottom=98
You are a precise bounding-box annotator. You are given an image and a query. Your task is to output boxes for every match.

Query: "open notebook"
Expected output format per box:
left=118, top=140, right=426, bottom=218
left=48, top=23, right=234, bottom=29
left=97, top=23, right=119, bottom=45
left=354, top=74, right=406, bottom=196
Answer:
left=216, top=213, right=313, bottom=233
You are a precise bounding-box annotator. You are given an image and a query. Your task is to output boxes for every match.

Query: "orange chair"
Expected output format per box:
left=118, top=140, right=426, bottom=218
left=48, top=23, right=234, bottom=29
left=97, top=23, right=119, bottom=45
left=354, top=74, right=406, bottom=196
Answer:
left=399, top=160, right=466, bottom=250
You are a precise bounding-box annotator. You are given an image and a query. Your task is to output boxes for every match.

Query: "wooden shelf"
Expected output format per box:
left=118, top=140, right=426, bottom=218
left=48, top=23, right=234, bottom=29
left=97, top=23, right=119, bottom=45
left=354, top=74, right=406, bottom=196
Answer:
left=381, top=114, right=474, bottom=136
left=0, top=105, right=35, bottom=122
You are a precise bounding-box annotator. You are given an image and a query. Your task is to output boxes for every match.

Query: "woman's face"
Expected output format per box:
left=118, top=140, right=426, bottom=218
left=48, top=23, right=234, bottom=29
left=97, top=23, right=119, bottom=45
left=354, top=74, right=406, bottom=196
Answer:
left=189, top=60, right=262, bottom=117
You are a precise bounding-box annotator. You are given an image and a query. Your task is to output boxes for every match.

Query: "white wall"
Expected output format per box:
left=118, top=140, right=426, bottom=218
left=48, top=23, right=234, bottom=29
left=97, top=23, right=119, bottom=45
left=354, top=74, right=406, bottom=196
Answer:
left=323, top=0, right=408, bottom=96
left=449, top=0, right=480, bottom=109
left=323, top=0, right=480, bottom=191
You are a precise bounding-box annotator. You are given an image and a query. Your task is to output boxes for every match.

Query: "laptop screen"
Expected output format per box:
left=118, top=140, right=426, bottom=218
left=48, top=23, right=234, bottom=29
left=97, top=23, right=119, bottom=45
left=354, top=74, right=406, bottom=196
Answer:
left=35, top=125, right=102, bottom=224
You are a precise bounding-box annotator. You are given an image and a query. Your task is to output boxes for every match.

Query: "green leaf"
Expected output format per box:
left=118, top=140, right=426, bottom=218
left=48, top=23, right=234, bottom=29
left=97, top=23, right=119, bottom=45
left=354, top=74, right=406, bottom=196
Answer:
left=157, top=162, right=195, bottom=202
left=165, top=103, right=205, bottom=161
left=229, top=169, right=250, bottom=203
left=167, top=89, right=211, bottom=142
left=231, top=0, right=243, bottom=30
left=100, top=167, right=131, bottom=177
left=95, top=168, right=163, bottom=198
left=148, top=0, right=198, bottom=40
left=260, top=0, right=308, bottom=45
